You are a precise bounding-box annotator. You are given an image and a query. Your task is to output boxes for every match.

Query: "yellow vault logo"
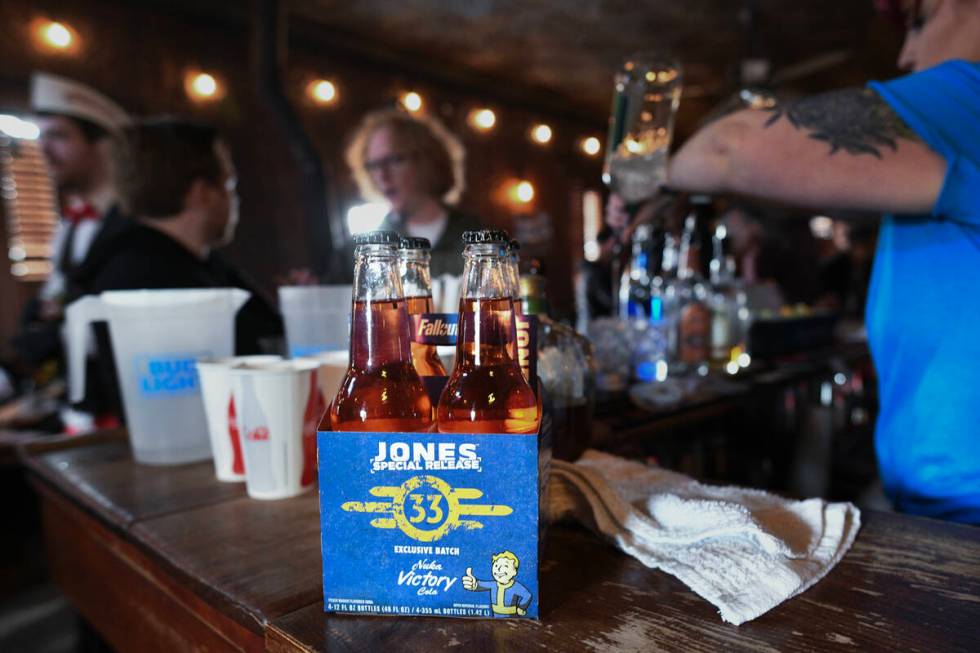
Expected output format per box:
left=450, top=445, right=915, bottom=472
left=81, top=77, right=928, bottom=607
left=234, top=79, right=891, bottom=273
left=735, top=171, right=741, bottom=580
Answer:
left=341, top=475, right=513, bottom=542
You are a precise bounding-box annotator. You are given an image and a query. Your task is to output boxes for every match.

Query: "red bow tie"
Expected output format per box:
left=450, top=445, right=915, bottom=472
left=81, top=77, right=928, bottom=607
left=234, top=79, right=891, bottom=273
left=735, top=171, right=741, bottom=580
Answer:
left=64, top=202, right=100, bottom=225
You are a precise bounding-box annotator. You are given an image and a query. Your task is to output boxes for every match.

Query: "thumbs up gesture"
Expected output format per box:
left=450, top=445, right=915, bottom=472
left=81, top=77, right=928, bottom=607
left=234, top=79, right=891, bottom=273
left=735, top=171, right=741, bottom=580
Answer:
left=462, top=566, right=477, bottom=591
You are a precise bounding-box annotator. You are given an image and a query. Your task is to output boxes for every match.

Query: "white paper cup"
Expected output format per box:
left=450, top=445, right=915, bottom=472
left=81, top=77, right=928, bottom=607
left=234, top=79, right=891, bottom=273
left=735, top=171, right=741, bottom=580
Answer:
left=197, top=356, right=282, bottom=482
left=313, top=350, right=349, bottom=409
left=231, top=358, right=323, bottom=500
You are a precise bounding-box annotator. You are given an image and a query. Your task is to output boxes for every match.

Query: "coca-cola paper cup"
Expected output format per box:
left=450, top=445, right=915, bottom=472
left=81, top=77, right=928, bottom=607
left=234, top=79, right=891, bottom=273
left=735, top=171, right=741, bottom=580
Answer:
left=197, top=355, right=281, bottom=482
left=231, top=358, right=324, bottom=500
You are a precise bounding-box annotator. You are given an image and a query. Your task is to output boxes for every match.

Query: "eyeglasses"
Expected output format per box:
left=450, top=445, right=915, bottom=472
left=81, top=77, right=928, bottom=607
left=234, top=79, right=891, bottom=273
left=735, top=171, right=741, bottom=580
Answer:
left=906, top=0, right=930, bottom=31
left=364, top=152, right=413, bottom=174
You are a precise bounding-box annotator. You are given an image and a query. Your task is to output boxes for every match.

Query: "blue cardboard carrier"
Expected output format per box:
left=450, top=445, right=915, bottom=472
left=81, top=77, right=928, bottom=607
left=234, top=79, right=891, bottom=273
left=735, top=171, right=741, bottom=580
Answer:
left=317, top=312, right=548, bottom=620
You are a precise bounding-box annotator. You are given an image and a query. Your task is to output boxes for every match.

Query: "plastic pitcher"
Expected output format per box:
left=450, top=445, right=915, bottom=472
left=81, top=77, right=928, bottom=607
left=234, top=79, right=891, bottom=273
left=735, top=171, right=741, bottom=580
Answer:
left=65, top=288, right=250, bottom=465
left=278, top=285, right=352, bottom=357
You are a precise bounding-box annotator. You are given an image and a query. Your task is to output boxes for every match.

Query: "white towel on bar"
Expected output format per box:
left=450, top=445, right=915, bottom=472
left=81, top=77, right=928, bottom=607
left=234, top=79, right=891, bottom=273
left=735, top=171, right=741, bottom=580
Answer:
left=547, top=450, right=861, bottom=625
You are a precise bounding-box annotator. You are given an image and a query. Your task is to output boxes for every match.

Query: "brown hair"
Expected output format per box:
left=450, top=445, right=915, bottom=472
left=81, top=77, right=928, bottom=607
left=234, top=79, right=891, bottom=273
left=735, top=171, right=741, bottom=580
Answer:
left=345, top=108, right=466, bottom=205
left=113, top=118, right=223, bottom=218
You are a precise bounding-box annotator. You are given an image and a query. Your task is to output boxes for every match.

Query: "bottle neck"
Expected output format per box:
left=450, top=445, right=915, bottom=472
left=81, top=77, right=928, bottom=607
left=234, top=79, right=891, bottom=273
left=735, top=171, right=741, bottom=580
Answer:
left=711, top=256, right=737, bottom=286
left=399, top=250, right=433, bottom=299
left=678, top=215, right=700, bottom=280
left=461, top=243, right=511, bottom=301
left=353, top=244, right=404, bottom=302
left=709, top=225, right=735, bottom=286
left=660, top=234, right=678, bottom=282
left=458, top=242, right=518, bottom=368
left=351, top=244, right=412, bottom=367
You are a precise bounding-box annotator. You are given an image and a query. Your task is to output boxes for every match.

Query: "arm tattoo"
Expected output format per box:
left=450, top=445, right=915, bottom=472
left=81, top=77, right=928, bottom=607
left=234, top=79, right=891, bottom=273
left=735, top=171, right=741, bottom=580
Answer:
left=764, top=88, right=921, bottom=158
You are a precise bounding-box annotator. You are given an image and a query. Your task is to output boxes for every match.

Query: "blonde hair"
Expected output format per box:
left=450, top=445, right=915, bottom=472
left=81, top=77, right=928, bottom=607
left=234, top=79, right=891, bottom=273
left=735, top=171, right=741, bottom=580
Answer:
left=345, top=108, right=466, bottom=205
left=492, top=551, right=519, bottom=569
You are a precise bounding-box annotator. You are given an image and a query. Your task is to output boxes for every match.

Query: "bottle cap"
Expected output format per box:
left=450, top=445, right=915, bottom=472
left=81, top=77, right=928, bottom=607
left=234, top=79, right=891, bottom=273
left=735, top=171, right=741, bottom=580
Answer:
left=398, top=236, right=432, bottom=250
left=462, top=229, right=510, bottom=245
left=353, top=230, right=400, bottom=246
left=508, top=239, right=521, bottom=252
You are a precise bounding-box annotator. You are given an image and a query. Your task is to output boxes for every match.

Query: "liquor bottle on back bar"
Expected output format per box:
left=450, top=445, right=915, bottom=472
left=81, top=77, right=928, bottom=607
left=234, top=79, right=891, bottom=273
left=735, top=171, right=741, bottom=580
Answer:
left=708, top=224, right=747, bottom=368
left=659, top=232, right=681, bottom=362
left=670, top=212, right=711, bottom=375
left=520, top=264, right=595, bottom=460
left=603, top=53, right=683, bottom=205
left=327, top=230, right=432, bottom=432
left=398, top=236, right=447, bottom=377
left=437, top=230, right=539, bottom=435
left=618, top=223, right=654, bottom=320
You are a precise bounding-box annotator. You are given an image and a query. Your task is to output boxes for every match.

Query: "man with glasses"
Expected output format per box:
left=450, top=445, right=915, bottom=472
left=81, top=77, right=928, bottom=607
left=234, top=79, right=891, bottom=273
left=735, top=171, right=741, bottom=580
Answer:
left=664, top=0, right=980, bottom=523
left=69, top=119, right=282, bottom=419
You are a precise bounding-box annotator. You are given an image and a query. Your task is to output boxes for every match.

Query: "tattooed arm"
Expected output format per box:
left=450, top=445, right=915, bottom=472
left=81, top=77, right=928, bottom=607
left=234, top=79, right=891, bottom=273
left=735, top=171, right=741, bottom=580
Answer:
left=668, top=88, right=946, bottom=215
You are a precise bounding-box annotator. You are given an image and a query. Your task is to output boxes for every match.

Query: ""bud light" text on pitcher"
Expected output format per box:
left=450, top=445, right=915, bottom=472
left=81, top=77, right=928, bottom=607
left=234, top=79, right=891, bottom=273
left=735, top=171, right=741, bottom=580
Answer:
left=136, top=353, right=208, bottom=397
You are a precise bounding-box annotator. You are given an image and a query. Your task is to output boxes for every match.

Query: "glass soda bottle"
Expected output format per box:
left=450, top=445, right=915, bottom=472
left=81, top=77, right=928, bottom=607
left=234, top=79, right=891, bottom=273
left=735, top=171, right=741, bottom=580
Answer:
left=327, top=230, right=432, bottom=432
left=398, top=236, right=448, bottom=377
left=436, top=229, right=539, bottom=435
left=673, top=213, right=711, bottom=375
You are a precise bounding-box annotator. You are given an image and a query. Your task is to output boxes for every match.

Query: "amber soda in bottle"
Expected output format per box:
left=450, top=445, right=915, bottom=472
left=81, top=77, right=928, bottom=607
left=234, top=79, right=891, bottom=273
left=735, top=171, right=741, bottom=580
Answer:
left=436, top=230, right=539, bottom=435
left=327, top=230, right=432, bottom=432
left=398, top=236, right=448, bottom=377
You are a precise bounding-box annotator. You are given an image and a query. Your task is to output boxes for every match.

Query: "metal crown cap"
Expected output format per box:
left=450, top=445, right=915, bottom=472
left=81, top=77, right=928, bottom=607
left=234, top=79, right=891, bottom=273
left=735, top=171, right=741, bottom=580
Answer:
left=353, top=230, right=400, bottom=246
left=398, top=236, right=432, bottom=250
left=462, top=229, right=510, bottom=245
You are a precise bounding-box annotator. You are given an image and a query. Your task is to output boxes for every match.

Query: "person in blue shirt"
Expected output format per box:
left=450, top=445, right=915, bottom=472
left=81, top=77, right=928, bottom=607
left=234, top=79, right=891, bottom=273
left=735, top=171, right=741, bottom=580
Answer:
left=666, top=0, right=980, bottom=524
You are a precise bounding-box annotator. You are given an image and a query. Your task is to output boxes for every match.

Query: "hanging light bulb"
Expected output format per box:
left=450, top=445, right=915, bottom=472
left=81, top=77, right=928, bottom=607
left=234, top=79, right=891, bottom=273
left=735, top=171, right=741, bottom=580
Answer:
left=507, top=180, right=535, bottom=204
left=32, top=18, right=79, bottom=53
left=580, top=136, right=601, bottom=156
left=308, top=79, right=338, bottom=105
left=41, top=21, right=72, bottom=49
left=530, top=123, right=553, bottom=145
left=400, top=91, right=423, bottom=113
left=468, top=108, right=496, bottom=131
left=185, top=71, right=223, bottom=102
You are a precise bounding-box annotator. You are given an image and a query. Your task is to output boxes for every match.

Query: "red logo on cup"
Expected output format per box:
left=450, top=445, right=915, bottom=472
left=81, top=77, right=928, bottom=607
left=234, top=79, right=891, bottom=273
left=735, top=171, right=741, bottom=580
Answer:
left=228, top=396, right=245, bottom=475
left=247, top=426, right=270, bottom=441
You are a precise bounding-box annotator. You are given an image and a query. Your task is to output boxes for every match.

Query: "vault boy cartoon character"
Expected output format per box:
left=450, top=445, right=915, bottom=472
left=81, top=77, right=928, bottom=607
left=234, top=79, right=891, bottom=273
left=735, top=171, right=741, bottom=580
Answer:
left=461, top=550, right=532, bottom=617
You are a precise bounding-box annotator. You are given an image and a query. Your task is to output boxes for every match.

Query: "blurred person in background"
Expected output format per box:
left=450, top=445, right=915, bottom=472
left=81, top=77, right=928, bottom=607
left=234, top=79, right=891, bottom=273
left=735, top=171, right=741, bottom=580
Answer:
left=6, top=74, right=131, bottom=430
left=664, top=0, right=980, bottom=523
left=346, top=108, right=484, bottom=277
left=69, top=118, right=282, bottom=419
left=13, top=74, right=130, bottom=376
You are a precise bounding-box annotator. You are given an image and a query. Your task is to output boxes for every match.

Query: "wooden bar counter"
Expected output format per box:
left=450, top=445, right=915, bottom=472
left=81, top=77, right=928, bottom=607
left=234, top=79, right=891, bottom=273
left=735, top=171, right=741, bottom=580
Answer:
left=23, top=436, right=980, bottom=652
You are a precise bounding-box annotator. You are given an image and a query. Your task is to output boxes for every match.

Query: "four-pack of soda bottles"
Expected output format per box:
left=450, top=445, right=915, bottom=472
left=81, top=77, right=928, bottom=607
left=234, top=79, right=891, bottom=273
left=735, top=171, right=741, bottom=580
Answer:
left=323, top=228, right=541, bottom=436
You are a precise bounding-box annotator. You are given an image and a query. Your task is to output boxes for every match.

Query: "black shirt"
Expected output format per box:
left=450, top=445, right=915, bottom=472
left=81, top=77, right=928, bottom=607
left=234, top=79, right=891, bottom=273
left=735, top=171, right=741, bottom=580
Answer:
left=379, top=208, right=487, bottom=278
left=13, top=206, right=130, bottom=369
left=72, top=219, right=283, bottom=354
left=69, top=219, right=283, bottom=416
